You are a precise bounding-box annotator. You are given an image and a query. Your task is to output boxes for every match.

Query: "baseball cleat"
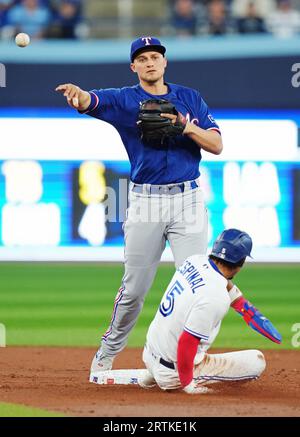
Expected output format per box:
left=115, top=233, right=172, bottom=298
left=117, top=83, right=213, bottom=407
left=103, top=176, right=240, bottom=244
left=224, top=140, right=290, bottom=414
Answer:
left=90, top=350, right=115, bottom=373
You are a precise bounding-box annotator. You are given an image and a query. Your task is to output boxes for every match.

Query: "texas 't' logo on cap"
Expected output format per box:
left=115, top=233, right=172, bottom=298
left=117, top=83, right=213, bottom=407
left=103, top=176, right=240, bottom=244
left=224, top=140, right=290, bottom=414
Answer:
left=130, top=36, right=166, bottom=62
left=141, top=37, right=152, bottom=46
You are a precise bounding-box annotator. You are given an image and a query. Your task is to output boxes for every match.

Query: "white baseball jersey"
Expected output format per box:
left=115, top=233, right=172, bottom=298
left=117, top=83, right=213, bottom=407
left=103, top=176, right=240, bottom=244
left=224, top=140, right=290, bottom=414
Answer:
left=146, top=254, right=231, bottom=364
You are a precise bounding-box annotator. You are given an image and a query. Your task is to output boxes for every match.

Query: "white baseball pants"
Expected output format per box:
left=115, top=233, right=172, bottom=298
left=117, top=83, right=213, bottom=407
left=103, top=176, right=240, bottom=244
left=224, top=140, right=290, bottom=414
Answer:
left=142, top=346, right=266, bottom=390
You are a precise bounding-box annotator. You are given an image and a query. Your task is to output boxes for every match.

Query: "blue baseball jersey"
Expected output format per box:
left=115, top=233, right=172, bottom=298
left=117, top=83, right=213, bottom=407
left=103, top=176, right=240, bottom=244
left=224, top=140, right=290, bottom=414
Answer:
left=81, top=83, right=220, bottom=184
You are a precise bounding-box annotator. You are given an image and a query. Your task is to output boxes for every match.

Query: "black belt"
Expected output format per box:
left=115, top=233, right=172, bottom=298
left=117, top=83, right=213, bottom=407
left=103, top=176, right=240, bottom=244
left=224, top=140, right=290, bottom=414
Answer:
left=159, top=357, right=175, bottom=370
left=145, top=344, right=176, bottom=370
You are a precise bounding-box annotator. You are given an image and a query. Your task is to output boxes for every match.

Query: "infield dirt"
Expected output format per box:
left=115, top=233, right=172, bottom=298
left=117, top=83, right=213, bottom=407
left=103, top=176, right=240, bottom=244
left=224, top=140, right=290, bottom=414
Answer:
left=0, top=347, right=299, bottom=417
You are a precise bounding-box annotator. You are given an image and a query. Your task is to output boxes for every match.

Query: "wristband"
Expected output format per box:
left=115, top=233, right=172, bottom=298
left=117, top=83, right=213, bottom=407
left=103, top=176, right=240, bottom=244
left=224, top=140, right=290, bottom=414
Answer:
left=228, top=285, right=243, bottom=304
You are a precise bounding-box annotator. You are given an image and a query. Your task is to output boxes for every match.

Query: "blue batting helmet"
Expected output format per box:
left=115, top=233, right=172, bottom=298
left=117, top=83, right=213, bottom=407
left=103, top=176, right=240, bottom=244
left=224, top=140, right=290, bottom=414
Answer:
left=211, top=229, right=253, bottom=263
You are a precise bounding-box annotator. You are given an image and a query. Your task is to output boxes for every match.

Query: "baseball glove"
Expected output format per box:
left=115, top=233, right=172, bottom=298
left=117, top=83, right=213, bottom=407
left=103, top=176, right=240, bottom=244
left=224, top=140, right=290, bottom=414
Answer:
left=137, top=98, right=186, bottom=143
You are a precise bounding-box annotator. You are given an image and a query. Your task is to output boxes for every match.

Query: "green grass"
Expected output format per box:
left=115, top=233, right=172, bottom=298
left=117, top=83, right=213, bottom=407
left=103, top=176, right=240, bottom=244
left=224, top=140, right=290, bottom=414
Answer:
left=0, top=263, right=299, bottom=349
left=0, top=403, right=64, bottom=417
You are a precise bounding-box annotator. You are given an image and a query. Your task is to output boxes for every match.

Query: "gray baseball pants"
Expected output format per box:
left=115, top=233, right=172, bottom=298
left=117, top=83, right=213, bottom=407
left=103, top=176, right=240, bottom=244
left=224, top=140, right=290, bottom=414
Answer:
left=101, top=179, right=208, bottom=356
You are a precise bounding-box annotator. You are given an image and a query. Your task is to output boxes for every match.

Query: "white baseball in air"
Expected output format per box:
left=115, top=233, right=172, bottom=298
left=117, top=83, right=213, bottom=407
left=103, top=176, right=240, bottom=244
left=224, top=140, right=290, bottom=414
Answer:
left=15, top=33, right=30, bottom=48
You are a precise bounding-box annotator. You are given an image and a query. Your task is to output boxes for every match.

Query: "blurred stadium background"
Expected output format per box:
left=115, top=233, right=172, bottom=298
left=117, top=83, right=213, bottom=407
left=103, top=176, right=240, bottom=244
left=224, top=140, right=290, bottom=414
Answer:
left=0, top=0, right=299, bottom=352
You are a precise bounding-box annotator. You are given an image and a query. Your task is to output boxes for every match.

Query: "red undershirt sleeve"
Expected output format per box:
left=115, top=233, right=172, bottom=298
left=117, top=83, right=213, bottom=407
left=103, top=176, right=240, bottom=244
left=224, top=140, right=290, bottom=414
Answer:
left=177, top=330, right=200, bottom=388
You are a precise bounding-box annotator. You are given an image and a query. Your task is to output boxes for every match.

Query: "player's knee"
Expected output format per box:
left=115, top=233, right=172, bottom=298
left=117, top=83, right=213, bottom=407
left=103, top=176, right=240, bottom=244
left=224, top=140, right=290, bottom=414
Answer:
left=122, top=272, right=153, bottom=299
left=122, top=281, right=149, bottom=301
left=123, top=287, right=146, bottom=304
left=252, top=349, right=266, bottom=377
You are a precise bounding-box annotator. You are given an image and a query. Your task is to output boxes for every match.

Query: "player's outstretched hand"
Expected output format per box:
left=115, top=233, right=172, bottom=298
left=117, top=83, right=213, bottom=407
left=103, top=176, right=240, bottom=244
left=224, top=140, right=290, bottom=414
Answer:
left=243, top=302, right=282, bottom=344
left=232, top=297, right=282, bottom=344
left=55, top=83, right=91, bottom=111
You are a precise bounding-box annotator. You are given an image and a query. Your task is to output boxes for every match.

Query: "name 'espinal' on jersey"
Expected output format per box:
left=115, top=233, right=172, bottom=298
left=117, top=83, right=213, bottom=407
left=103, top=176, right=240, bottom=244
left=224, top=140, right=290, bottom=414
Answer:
left=178, top=259, right=205, bottom=293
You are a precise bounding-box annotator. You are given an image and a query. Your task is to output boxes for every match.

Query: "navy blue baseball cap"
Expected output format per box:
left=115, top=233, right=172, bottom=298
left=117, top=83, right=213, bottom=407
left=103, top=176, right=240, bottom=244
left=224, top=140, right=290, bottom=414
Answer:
left=130, top=36, right=166, bottom=62
left=211, top=229, right=253, bottom=264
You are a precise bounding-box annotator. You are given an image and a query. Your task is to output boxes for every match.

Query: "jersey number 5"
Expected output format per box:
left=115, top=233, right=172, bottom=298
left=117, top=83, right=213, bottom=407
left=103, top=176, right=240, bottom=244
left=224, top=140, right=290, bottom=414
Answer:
left=159, top=280, right=184, bottom=317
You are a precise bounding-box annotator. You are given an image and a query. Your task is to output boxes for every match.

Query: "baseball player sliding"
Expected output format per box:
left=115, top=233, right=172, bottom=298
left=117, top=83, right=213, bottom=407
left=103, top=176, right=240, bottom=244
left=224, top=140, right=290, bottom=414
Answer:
left=139, top=229, right=281, bottom=394
left=55, top=36, right=223, bottom=373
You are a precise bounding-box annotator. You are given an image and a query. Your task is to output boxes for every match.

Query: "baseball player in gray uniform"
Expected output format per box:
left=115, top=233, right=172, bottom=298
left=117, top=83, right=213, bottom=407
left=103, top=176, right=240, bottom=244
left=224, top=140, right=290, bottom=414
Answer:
left=56, top=36, right=223, bottom=373
left=139, top=229, right=281, bottom=393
